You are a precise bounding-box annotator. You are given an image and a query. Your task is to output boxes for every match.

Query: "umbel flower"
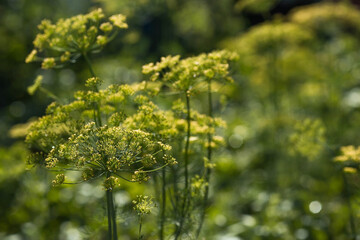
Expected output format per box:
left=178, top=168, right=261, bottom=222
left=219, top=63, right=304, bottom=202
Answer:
left=133, top=195, right=154, bottom=216
left=224, top=22, right=313, bottom=57
left=288, top=118, right=326, bottom=160
left=25, top=78, right=176, bottom=189
left=142, top=50, right=237, bottom=238
left=290, top=2, right=360, bottom=37
left=25, top=8, right=128, bottom=69
left=334, top=145, right=360, bottom=174
left=142, top=50, right=238, bottom=94
left=24, top=9, right=179, bottom=239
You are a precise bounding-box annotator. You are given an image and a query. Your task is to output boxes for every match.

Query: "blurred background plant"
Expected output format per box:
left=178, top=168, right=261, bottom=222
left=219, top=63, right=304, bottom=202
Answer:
left=3, top=0, right=360, bottom=239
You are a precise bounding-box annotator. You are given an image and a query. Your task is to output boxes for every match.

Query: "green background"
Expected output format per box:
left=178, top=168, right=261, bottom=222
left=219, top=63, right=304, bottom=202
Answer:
left=3, top=0, right=360, bottom=239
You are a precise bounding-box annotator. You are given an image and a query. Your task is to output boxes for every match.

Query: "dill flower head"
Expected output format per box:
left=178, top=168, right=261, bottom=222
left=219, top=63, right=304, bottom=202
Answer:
left=142, top=50, right=238, bottom=94
left=191, top=175, right=208, bottom=197
left=109, top=14, right=128, bottom=29
left=41, top=57, right=56, bottom=69
left=290, top=2, right=360, bottom=37
left=334, top=145, right=360, bottom=174
left=25, top=8, right=128, bottom=69
left=334, top=145, right=360, bottom=163
left=224, top=22, right=313, bottom=56
left=52, top=173, right=65, bottom=186
left=133, top=195, right=154, bottom=215
left=25, top=81, right=176, bottom=188
left=288, top=118, right=326, bottom=160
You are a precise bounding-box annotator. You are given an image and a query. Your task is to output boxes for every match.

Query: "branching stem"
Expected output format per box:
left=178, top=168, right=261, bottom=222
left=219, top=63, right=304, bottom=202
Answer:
left=175, top=91, right=191, bottom=239
left=138, top=215, right=143, bottom=240
left=196, top=80, right=213, bottom=238
left=85, top=53, right=117, bottom=239
left=106, top=187, right=113, bottom=239
left=342, top=172, right=357, bottom=240
left=83, top=52, right=96, bottom=78
left=83, top=52, right=102, bottom=126
left=106, top=171, right=118, bottom=240
left=160, top=167, right=166, bottom=240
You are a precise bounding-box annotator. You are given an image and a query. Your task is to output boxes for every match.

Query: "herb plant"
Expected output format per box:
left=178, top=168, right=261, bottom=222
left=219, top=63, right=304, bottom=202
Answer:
left=25, top=8, right=237, bottom=239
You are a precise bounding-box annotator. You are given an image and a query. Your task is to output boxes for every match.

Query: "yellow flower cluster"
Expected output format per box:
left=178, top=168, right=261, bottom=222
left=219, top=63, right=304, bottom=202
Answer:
left=25, top=8, right=128, bottom=69
left=225, top=22, right=313, bottom=56
left=334, top=145, right=360, bottom=163
left=288, top=118, right=326, bottom=160
left=103, top=176, right=121, bottom=191
left=334, top=145, right=360, bottom=173
left=25, top=79, right=176, bottom=187
left=52, top=173, right=65, bottom=186
left=191, top=175, right=207, bottom=197
left=291, top=2, right=360, bottom=35
left=133, top=195, right=154, bottom=215
left=142, top=50, right=238, bottom=94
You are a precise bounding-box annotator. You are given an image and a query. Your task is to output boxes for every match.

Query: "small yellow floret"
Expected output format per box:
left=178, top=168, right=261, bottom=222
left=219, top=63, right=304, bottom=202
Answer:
left=344, top=167, right=357, bottom=174
left=60, top=51, right=71, bottom=62
left=96, top=35, right=107, bottom=46
left=100, top=22, right=113, bottom=32
left=42, top=58, right=56, bottom=69
left=109, top=14, right=128, bottom=29
left=25, top=49, right=37, bottom=63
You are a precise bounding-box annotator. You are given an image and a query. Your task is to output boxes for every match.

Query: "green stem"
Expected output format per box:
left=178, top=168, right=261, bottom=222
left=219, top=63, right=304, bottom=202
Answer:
left=39, top=87, right=63, bottom=104
left=83, top=52, right=96, bottom=78
left=141, top=163, right=169, bottom=173
left=110, top=190, right=118, bottom=240
left=196, top=80, right=213, bottom=238
left=86, top=53, right=112, bottom=238
left=160, top=167, right=166, bottom=240
left=106, top=171, right=118, bottom=240
left=175, top=91, right=191, bottom=239
left=82, top=52, right=102, bottom=127
left=138, top=215, right=143, bottom=240
left=106, top=188, right=113, bottom=239
left=184, top=92, right=191, bottom=200
left=173, top=165, right=179, bottom=211
left=342, top=172, right=356, bottom=240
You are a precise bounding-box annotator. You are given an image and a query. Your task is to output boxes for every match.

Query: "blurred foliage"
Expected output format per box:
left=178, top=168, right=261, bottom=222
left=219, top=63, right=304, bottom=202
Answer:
left=235, top=0, right=279, bottom=15
left=3, top=0, right=360, bottom=239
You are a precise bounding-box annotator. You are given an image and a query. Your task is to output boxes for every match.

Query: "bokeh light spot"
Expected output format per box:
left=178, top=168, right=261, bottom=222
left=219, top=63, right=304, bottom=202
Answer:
left=309, top=201, right=322, bottom=214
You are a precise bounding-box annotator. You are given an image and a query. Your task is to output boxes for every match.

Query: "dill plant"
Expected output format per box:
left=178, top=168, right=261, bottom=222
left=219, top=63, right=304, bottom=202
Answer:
left=25, top=9, right=176, bottom=239
left=222, top=2, right=360, bottom=238
left=25, top=8, right=127, bottom=71
left=334, top=146, right=360, bottom=238
left=142, top=50, right=238, bottom=238
left=133, top=195, right=154, bottom=239
left=25, top=7, right=238, bottom=239
left=26, top=77, right=176, bottom=239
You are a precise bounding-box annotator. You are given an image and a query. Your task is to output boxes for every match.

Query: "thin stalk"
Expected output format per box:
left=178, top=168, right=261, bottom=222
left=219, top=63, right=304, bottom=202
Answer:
left=196, top=80, right=213, bottom=238
left=105, top=171, right=118, bottom=240
left=175, top=91, right=191, bottom=239
left=83, top=53, right=115, bottom=239
left=83, top=52, right=96, bottom=78
left=342, top=172, right=356, bottom=240
left=83, top=52, right=102, bottom=126
left=39, top=87, right=63, bottom=104
left=110, top=190, right=118, bottom=240
left=172, top=140, right=182, bottom=213
left=106, top=172, right=118, bottom=240
left=138, top=216, right=143, bottom=240
left=152, top=174, right=161, bottom=239
left=173, top=166, right=179, bottom=210
left=184, top=92, right=191, bottom=200
left=140, top=163, right=169, bottom=173
left=160, top=167, right=166, bottom=240
left=106, top=188, right=113, bottom=240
